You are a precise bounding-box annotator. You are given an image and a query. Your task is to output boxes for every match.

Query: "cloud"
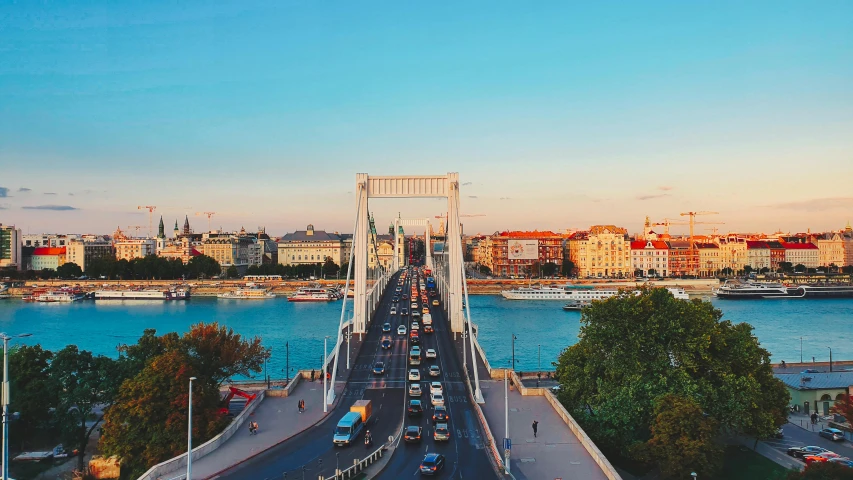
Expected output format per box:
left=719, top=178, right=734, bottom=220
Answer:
left=637, top=193, right=671, bottom=201
left=0, top=187, right=8, bottom=198
left=18, top=187, right=31, bottom=192
left=468, top=195, right=478, bottom=199
left=462, top=182, right=473, bottom=186
left=22, top=205, right=79, bottom=211
left=499, top=197, right=511, bottom=200
left=658, top=186, right=673, bottom=191
left=68, top=193, right=74, bottom=196
left=765, top=197, right=853, bottom=212
left=44, top=192, right=57, bottom=195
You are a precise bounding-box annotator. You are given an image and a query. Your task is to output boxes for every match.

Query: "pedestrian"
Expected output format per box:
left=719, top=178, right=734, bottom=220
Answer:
left=532, top=420, right=538, bottom=438
left=299, top=399, right=304, bottom=413
left=252, top=421, right=259, bottom=434
left=781, top=360, right=787, bottom=369
left=248, top=421, right=256, bottom=435
left=311, top=369, right=316, bottom=382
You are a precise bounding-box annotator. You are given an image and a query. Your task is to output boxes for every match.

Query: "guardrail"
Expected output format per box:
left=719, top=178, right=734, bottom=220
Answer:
left=321, top=443, right=386, bottom=480
left=137, top=390, right=266, bottom=480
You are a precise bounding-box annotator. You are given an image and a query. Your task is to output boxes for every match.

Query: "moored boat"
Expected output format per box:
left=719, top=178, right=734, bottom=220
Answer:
left=218, top=288, right=275, bottom=299
left=288, top=286, right=337, bottom=302
left=503, top=283, right=689, bottom=301
left=95, top=288, right=190, bottom=301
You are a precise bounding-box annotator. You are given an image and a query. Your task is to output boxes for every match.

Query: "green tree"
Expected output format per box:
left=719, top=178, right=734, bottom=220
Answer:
left=542, top=262, right=559, bottom=277
left=322, top=258, right=340, bottom=277
left=631, top=394, right=722, bottom=479
left=842, top=265, right=853, bottom=274
left=743, top=265, right=753, bottom=275
left=99, top=350, right=226, bottom=478
left=182, top=322, right=266, bottom=385
left=721, top=267, right=733, bottom=276
left=553, top=288, right=788, bottom=470
left=56, top=262, right=83, bottom=279
left=786, top=462, right=853, bottom=479
left=794, top=264, right=806, bottom=273
left=9, top=345, right=58, bottom=450
left=50, top=346, right=119, bottom=471
left=187, top=254, right=221, bottom=279
left=778, top=262, right=793, bottom=273
left=561, top=259, right=576, bottom=277
left=226, top=265, right=239, bottom=279
left=648, top=268, right=657, bottom=276
left=760, top=267, right=770, bottom=274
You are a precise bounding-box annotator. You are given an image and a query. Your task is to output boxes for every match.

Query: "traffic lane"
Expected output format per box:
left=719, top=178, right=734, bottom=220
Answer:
left=765, top=423, right=853, bottom=457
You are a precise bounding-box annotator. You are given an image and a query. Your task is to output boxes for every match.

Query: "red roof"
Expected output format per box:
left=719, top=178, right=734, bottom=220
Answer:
left=746, top=241, right=769, bottom=249
left=32, top=247, right=66, bottom=256
left=630, top=240, right=668, bottom=250
left=497, top=230, right=561, bottom=238
left=781, top=242, right=818, bottom=250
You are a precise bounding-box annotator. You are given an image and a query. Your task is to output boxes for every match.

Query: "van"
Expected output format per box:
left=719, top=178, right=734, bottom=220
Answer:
left=333, top=411, right=364, bottom=446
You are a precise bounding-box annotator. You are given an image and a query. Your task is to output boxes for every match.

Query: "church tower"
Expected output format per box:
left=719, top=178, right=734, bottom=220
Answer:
left=157, top=216, right=165, bottom=239
left=183, top=215, right=191, bottom=236
left=174, top=220, right=180, bottom=238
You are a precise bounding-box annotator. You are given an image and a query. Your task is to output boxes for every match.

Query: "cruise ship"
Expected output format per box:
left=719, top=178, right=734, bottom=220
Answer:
left=502, top=283, right=689, bottom=301
left=558, top=286, right=690, bottom=310
left=715, top=281, right=853, bottom=299
left=287, top=286, right=338, bottom=302
left=95, top=288, right=190, bottom=301
left=218, top=288, right=276, bottom=300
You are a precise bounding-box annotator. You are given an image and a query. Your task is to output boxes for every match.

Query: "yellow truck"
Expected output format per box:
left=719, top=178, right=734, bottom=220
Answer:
left=350, top=399, right=372, bottom=423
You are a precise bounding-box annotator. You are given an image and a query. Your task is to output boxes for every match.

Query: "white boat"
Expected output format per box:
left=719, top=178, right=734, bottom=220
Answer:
left=503, top=283, right=690, bottom=301
left=95, top=288, right=190, bottom=301
left=713, top=281, right=792, bottom=300
left=0, top=284, right=9, bottom=299
left=560, top=286, right=690, bottom=310
left=218, top=288, right=275, bottom=299
left=287, top=287, right=337, bottom=302
left=33, top=289, right=86, bottom=303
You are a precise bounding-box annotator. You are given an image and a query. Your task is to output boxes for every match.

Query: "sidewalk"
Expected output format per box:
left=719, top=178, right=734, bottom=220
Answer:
left=479, top=381, right=609, bottom=480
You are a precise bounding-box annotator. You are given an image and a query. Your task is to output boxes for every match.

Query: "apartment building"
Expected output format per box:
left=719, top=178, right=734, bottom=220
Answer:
left=695, top=243, right=721, bottom=277
left=481, top=230, right=564, bottom=277
left=745, top=241, right=771, bottom=271
left=816, top=233, right=845, bottom=267
left=782, top=242, right=819, bottom=268
left=66, top=238, right=114, bottom=272
left=567, top=226, right=631, bottom=278
left=0, top=224, right=22, bottom=271
left=114, top=239, right=157, bottom=261
left=31, top=247, right=66, bottom=271
left=630, top=240, right=669, bottom=277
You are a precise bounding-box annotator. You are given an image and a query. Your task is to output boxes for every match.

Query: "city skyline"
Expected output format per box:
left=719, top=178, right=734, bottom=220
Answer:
left=2, top=1, right=852, bottom=234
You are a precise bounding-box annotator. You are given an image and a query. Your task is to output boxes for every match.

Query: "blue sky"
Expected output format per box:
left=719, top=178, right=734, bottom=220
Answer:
left=1, top=1, right=851, bottom=236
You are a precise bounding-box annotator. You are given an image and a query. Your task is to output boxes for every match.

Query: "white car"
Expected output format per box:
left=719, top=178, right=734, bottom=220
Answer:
left=409, top=369, right=421, bottom=381
left=397, top=325, right=407, bottom=335
left=409, top=383, right=422, bottom=397
left=429, top=365, right=441, bottom=377
left=390, top=306, right=397, bottom=315
left=425, top=349, right=436, bottom=359
left=430, top=393, right=445, bottom=406
left=411, top=302, right=418, bottom=309
left=430, top=382, right=443, bottom=395
left=411, top=322, right=420, bottom=330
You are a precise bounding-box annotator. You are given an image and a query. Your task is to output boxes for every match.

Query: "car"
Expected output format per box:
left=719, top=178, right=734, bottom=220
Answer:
left=373, top=362, right=385, bottom=375
left=412, top=310, right=421, bottom=319
left=433, top=405, right=448, bottom=422
left=410, top=335, right=420, bottom=345
left=398, top=325, right=407, bottom=335
left=434, top=423, right=450, bottom=442
left=390, top=306, right=397, bottom=314
left=430, top=382, right=443, bottom=395
left=382, top=323, right=392, bottom=332
left=419, top=453, right=446, bottom=475
left=412, top=322, right=420, bottom=330
left=409, top=383, right=422, bottom=397
left=392, top=296, right=399, bottom=303
left=424, top=325, right=434, bottom=333
left=805, top=452, right=844, bottom=465
left=408, top=400, right=423, bottom=416
left=401, top=307, right=409, bottom=315
left=788, top=446, right=830, bottom=458
left=381, top=338, right=392, bottom=350
left=404, top=425, right=423, bottom=443
left=411, top=302, right=419, bottom=309
left=402, top=294, right=409, bottom=300
left=828, top=458, right=853, bottom=467
left=409, top=369, right=421, bottom=381
left=395, top=287, right=402, bottom=292
left=432, top=299, right=439, bottom=306
left=410, top=346, right=421, bottom=357
left=801, top=369, right=821, bottom=374
left=431, top=393, right=445, bottom=406
left=425, top=349, right=437, bottom=359
left=429, top=365, right=441, bottom=377
left=422, top=307, right=430, bottom=314
left=820, top=428, right=845, bottom=441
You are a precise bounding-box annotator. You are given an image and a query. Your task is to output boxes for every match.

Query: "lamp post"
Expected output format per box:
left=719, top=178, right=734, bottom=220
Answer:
left=263, top=349, right=270, bottom=389
left=286, top=341, right=290, bottom=383
left=187, top=376, right=197, bottom=480
left=511, top=334, right=517, bottom=373
left=2, top=332, right=32, bottom=480
left=323, top=336, right=330, bottom=413
left=828, top=346, right=833, bottom=372
left=504, top=362, right=510, bottom=474
left=800, top=337, right=803, bottom=363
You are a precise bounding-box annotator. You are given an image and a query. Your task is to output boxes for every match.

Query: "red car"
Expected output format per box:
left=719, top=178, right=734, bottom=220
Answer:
left=804, top=452, right=843, bottom=465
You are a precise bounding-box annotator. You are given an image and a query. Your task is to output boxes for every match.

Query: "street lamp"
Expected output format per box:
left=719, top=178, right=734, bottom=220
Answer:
left=1, top=332, right=32, bottom=480
left=323, top=336, right=331, bottom=413
left=511, top=334, right=517, bottom=373
left=504, top=361, right=511, bottom=474
left=828, top=346, right=833, bottom=373
left=187, top=376, right=197, bottom=480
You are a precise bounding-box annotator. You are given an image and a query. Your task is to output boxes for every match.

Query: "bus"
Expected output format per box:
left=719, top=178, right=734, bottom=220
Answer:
left=244, top=275, right=283, bottom=281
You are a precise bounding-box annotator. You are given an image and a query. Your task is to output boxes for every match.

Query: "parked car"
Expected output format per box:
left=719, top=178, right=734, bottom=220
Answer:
left=404, top=425, right=423, bottom=443
left=788, top=445, right=830, bottom=458
left=804, top=452, right=844, bottom=465
left=828, top=458, right=853, bottom=467
left=419, top=453, right=446, bottom=475
left=820, top=428, right=845, bottom=442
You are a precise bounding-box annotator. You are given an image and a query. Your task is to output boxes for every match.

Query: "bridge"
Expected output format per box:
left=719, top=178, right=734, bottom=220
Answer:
left=208, top=173, right=614, bottom=480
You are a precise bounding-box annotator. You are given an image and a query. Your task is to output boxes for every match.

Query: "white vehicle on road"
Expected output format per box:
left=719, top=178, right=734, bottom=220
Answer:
left=430, top=382, right=443, bottom=395
left=397, top=325, right=407, bottom=335
left=430, top=393, right=445, bottom=406
left=425, top=349, right=436, bottom=359
left=409, top=369, right=421, bottom=381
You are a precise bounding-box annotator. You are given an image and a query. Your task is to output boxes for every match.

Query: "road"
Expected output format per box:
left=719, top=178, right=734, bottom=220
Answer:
left=763, top=421, right=853, bottom=459
left=215, top=268, right=496, bottom=480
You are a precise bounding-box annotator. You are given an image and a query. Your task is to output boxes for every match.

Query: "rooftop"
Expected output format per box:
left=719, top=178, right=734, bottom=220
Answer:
left=32, top=247, right=66, bottom=256
left=781, top=242, right=819, bottom=250
left=776, top=372, right=853, bottom=390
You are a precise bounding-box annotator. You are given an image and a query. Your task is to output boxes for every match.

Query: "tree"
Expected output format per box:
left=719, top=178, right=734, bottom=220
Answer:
left=794, top=264, right=806, bottom=273
left=226, top=265, right=239, bottom=279
left=647, top=268, right=657, bottom=277
left=182, top=322, right=266, bottom=386
left=831, top=394, right=853, bottom=426
left=561, top=259, right=576, bottom=277
left=842, top=265, right=853, bottom=274
left=478, top=264, right=492, bottom=275
left=322, top=258, right=340, bottom=277
left=631, top=394, right=722, bottom=479
left=187, top=254, right=221, bottom=279
left=100, top=350, right=226, bottom=477
left=553, top=288, right=788, bottom=472
left=721, top=267, right=733, bottom=276
left=786, top=462, right=853, bottom=480
left=50, top=346, right=119, bottom=471
left=779, top=262, right=793, bottom=274
left=760, top=267, right=770, bottom=274
left=9, top=345, right=58, bottom=449
left=743, top=265, right=753, bottom=275
left=542, top=262, right=559, bottom=277
left=634, top=269, right=643, bottom=277
left=56, top=262, right=83, bottom=279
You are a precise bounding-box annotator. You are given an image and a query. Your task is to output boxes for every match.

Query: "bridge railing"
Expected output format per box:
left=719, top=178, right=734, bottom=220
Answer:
left=321, top=441, right=386, bottom=480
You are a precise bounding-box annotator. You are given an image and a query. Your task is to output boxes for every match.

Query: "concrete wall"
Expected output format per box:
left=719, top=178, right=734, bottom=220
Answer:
left=509, top=371, right=622, bottom=480
left=136, top=390, right=266, bottom=480
left=265, top=372, right=302, bottom=398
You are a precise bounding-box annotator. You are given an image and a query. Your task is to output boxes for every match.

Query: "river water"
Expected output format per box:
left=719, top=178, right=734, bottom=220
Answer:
left=0, top=296, right=851, bottom=376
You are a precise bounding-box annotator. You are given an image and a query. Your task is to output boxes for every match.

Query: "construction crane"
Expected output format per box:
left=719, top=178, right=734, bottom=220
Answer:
left=195, top=212, right=217, bottom=232
left=680, top=211, right=720, bottom=245
left=137, top=206, right=157, bottom=238
left=434, top=213, right=486, bottom=219
left=126, top=225, right=145, bottom=237
left=650, top=218, right=689, bottom=235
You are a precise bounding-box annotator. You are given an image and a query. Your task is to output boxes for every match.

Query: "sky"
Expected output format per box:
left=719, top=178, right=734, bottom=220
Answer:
left=1, top=1, right=852, bottom=238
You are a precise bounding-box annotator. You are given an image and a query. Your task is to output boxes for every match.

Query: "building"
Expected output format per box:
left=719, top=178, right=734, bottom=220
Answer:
left=715, top=237, right=748, bottom=274
left=31, top=247, right=66, bottom=271
left=66, top=239, right=114, bottom=272
left=782, top=242, right=819, bottom=268
left=480, top=230, right=565, bottom=277
left=630, top=240, right=669, bottom=277
left=745, top=241, right=771, bottom=272
left=114, top=239, right=157, bottom=261
left=247, top=228, right=279, bottom=266
left=695, top=243, right=721, bottom=277
left=776, top=372, right=853, bottom=416
left=816, top=233, right=845, bottom=268
left=21, top=233, right=77, bottom=248
left=766, top=241, right=787, bottom=271
left=157, top=237, right=200, bottom=264
left=200, top=230, right=253, bottom=270
left=0, top=224, right=23, bottom=271
left=843, top=223, right=853, bottom=267
left=666, top=240, right=698, bottom=277
left=278, top=224, right=348, bottom=267
left=567, top=226, right=631, bottom=278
